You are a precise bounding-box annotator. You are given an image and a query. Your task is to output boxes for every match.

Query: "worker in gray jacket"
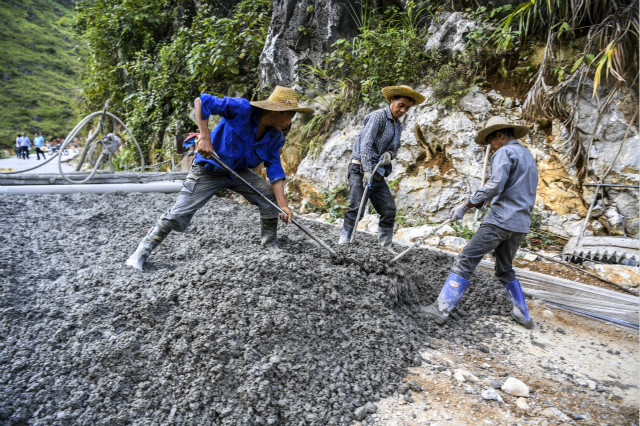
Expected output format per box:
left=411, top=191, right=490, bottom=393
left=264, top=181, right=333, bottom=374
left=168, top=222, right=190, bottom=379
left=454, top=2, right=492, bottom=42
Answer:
left=424, top=116, right=538, bottom=329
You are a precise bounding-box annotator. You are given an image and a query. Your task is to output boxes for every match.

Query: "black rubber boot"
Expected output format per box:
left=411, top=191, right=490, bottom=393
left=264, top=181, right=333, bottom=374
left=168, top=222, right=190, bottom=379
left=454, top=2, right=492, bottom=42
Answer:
left=377, top=226, right=396, bottom=254
left=260, top=218, right=279, bottom=250
left=338, top=224, right=354, bottom=244
left=125, top=222, right=171, bottom=271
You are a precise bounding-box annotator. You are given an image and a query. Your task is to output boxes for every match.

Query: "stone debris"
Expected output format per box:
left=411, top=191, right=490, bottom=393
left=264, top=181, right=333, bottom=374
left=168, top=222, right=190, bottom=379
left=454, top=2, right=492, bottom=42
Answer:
left=540, top=407, right=573, bottom=423
left=501, top=377, right=530, bottom=397
left=481, top=388, right=504, bottom=403
left=515, top=397, right=529, bottom=411
left=0, top=193, right=516, bottom=426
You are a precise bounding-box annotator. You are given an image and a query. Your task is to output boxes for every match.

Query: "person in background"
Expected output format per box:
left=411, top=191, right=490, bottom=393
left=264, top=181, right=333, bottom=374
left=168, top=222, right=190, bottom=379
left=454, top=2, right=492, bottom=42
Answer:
left=15, top=134, right=21, bottom=158
left=20, top=133, right=31, bottom=159
left=33, top=132, right=46, bottom=160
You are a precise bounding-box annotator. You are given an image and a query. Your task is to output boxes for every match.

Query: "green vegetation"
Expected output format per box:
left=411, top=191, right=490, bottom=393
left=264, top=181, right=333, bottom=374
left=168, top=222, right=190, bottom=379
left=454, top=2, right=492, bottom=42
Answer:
left=73, top=0, right=272, bottom=165
left=0, top=0, right=82, bottom=149
left=491, top=0, right=639, bottom=180
left=319, top=182, right=350, bottom=222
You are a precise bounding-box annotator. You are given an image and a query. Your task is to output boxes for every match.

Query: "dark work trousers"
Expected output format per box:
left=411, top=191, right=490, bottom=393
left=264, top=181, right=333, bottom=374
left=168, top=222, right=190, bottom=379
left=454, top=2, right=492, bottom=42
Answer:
left=158, top=163, right=279, bottom=232
left=343, top=163, right=396, bottom=230
left=452, top=223, right=526, bottom=283
left=35, top=147, right=46, bottom=160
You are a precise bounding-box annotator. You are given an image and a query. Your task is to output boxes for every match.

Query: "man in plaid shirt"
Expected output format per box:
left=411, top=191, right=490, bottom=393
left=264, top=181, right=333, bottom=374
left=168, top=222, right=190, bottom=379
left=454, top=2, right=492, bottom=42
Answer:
left=338, top=85, right=425, bottom=253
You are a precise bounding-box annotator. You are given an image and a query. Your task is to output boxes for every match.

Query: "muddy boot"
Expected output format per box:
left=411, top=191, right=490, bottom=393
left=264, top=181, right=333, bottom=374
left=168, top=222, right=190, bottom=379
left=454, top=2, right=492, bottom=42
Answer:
left=260, top=218, right=278, bottom=250
left=505, top=279, right=534, bottom=329
left=338, top=224, right=354, bottom=244
left=423, top=272, right=470, bottom=325
left=125, top=222, right=171, bottom=271
left=378, top=226, right=397, bottom=255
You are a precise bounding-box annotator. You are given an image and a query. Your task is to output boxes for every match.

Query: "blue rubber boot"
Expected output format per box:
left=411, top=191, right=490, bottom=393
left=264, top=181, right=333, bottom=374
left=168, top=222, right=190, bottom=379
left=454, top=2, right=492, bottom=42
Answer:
left=423, top=272, right=470, bottom=325
left=505, top=280, right=534, bottom=329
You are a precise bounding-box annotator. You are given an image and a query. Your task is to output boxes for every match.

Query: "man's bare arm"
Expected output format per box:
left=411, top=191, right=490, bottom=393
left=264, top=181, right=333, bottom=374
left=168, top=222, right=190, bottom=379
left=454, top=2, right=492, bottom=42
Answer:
left=271, top=179, right=292, bottom=223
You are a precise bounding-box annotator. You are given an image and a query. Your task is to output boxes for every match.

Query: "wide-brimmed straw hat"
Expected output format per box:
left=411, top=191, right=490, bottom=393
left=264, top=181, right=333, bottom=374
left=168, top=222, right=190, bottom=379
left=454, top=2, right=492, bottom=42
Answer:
left=381, top=85, right=426, bottom=105
left=250, top=86, right=314, bottom=113
left=475, top=116, right=529, bottom=145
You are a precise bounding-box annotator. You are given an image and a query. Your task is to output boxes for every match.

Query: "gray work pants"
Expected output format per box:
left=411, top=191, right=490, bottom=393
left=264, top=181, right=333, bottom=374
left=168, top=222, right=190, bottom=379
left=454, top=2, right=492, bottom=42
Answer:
left=451, top=223, right=526, bottom=283
left=158, top=163, right=279, bottom=232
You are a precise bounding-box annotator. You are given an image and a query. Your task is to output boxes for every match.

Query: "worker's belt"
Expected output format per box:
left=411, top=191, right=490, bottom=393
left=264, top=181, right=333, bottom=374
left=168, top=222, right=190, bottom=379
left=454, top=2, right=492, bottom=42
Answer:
left=350, top=159, right=383, bottom=181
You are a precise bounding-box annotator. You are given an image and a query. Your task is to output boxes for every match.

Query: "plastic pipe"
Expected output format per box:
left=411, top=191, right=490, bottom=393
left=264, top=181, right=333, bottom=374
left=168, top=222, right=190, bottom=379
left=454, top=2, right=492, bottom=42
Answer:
left=0, top=181, right=182, bottom=195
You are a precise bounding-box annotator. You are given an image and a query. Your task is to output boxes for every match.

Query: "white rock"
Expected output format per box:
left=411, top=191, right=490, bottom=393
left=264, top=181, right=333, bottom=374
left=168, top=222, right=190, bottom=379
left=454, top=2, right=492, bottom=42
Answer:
left=481, top=388, right=504, bottom=403
left=586, top=379, right=597, bottom=390
left=395, top=224, right=434, bottom=243
left=515, top=397, right=529, bottom=411
left=440, top=236, right=468, bottom=252
left=435, top=224, right=456, bottom=237
left=459, top=87, right=492, bottom=117
left=453, top=371, right=466, bottom=383
left=454, top=369, right=479, bottom=384
left=540, top=407, right=572, bottom=422
left=542, top=309, right=554, bottom=318
left=486, top=90, right=504, bottom=104
left=523, top=253, right=538, bottom=262
left=425, top=12, right=480, bottom=54
left=422, top=235, right=440, bottom=247
left=501, top=377, right=530, bottom=397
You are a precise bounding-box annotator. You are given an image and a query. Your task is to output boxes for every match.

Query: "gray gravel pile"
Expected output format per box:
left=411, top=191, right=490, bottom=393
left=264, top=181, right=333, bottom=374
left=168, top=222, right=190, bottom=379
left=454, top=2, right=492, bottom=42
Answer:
left=0, top=193, right=513, bottom=426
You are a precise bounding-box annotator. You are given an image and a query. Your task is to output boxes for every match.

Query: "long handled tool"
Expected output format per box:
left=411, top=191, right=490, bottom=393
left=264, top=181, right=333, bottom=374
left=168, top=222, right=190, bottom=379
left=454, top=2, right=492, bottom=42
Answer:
left=208, top=153, right=336, bottom=255
left=350, top=158, right=384, bottom=243
left=391, top=219, right=452, bottom=263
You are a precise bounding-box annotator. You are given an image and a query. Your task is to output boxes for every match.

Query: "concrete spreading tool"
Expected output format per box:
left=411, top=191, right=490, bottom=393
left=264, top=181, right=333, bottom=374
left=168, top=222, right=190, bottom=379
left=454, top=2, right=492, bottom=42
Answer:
left=207, top=152, right=417, bottom=304
left=207, top=152, right=336, bottom=255
left=350, top=158, right=384, bottom=243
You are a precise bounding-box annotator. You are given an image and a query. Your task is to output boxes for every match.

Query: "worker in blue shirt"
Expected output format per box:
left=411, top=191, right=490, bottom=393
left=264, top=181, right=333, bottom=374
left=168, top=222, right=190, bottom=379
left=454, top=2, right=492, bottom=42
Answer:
left=424, top=116, right=538, bottom=329
left=33, top=132, right=46, bottom=160
left=126, top=86, right=314, bottom=271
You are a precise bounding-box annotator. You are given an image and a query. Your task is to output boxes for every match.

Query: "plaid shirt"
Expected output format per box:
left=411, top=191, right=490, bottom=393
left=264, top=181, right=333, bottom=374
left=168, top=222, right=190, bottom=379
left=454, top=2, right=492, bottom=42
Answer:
left=352, top=106, right=402, bottom=177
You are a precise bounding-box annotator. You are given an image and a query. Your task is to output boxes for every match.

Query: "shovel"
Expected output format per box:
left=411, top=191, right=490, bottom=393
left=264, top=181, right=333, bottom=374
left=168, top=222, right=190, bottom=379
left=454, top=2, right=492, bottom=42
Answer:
left=206, top=152, right=337, bottom=256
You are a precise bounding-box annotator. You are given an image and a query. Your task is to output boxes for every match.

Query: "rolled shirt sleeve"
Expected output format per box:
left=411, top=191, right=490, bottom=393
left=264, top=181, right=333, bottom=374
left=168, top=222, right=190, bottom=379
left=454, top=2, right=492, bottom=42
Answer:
left=263, top=135, right=286, bottom=183
left=200, top=93, right=248, bottom=121
left=468, top=148, right=512, bottom=206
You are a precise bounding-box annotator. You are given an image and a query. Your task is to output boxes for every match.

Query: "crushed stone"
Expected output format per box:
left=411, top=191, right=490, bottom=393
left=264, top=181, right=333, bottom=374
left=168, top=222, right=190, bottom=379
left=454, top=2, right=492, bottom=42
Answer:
left=0, top=193, right=514, bottom=425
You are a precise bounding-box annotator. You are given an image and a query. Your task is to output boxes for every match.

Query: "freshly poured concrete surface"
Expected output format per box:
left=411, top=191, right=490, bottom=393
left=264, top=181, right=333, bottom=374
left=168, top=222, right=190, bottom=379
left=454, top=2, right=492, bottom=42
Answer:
left=0, top=192, right=637, bottom=426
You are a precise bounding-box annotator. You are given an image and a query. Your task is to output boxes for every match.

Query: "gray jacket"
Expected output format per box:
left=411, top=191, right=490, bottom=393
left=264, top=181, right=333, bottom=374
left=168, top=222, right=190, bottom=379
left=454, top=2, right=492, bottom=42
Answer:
left=469, top=140, right=538, bottom=233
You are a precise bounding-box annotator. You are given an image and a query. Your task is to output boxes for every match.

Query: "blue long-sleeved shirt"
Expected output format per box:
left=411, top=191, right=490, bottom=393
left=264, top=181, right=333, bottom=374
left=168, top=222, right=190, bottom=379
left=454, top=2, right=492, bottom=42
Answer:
left=195, top=94, right=286, bottom=183
left=351, top=107, right=402, bottom=177
left=469, top=140, right=538, bottom=233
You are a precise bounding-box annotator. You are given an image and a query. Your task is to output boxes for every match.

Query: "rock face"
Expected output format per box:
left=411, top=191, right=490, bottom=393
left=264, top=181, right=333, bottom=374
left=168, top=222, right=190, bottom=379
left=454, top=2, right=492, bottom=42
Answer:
left=258, top=0, right=360, bottom=87
left=292, top=82, right=639, bottom=238
left=425, top=12, right=479, bottom=54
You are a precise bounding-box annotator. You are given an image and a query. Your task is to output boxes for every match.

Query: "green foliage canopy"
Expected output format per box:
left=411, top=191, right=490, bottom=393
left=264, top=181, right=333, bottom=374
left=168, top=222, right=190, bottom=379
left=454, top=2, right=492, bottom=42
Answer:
left=74, top=0, right=272, bottom=164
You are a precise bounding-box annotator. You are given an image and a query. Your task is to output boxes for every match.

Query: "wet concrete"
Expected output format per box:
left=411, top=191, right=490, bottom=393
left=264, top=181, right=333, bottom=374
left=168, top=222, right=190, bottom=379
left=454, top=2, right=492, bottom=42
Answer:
left=0, top=193, right=513, bottom=425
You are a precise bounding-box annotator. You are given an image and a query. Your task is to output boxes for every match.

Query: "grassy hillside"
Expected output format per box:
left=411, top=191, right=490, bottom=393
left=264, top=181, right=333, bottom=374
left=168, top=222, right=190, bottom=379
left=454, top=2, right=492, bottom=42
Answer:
left=0, top=0, right=82, bottom=150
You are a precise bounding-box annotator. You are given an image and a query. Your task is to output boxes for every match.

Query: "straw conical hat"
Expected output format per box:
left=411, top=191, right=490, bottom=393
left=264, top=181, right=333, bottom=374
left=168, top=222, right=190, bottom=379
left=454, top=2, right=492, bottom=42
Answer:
left=250, top=86, right=314, bottom=113
left=381, top=85, right=426, bottom=105
left=475, top=116, right=529, bottom=145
